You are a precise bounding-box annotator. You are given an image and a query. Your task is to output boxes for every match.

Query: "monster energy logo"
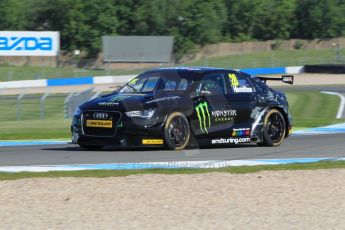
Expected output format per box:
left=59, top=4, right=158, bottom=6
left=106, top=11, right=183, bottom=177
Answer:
left=195, top=102, right=211, bottom=134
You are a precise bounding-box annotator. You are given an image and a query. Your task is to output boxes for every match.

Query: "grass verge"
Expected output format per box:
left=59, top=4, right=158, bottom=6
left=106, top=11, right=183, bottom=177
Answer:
left=286, top=91, right=345, bottom=127
left=0, top=119, right=70, bottom=140
left=1, top=160, right=345, bottom=181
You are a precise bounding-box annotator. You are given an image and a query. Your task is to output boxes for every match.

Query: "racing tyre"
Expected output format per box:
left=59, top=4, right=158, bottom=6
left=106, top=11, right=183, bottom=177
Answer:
left=259, top=109, right=286, bottom=147
left=164, top=112, right=191, bottom=150
left=79, top=145, right=104, bottom=150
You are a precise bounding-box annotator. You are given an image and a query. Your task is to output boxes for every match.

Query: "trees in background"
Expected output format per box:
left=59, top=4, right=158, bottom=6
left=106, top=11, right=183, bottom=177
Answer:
left=0, top=0, right=29, bottom=30
left=294, top=0, right=345, bottom=39
left=0, top=0, right=344, bottom=60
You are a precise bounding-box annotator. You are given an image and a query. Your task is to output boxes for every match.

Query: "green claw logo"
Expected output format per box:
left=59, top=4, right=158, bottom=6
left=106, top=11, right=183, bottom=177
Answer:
left=109, top=95, right=131, bottom=102
left=195, top=102, right=211, bottom=134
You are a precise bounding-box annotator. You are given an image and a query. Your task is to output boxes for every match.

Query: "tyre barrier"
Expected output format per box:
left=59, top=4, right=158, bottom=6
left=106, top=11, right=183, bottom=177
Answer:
left=304, top=64, right=345, bottom=74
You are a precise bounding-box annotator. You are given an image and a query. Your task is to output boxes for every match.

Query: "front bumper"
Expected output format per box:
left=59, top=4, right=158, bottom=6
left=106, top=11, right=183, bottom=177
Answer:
left=71, top=113, right=166, bottom=147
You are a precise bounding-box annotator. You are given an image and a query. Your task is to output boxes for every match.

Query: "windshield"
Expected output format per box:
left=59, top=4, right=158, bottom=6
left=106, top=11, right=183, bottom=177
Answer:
left=119, top=71, right=194, bottom=94
left=119, top=75, right=160, bottom=93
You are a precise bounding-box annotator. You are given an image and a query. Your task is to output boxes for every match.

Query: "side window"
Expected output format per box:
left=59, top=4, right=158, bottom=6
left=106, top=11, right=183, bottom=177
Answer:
left=142, top=77, right=160, bottom=92
left=177, top=78, right=188, bottom=91
left=251, top=77, right=267, bottom=92
left=163, top=80, right=177, bottom=91
left=197, top=73, right=226, bottom=96
left=227, top=73, right=254, bottom=93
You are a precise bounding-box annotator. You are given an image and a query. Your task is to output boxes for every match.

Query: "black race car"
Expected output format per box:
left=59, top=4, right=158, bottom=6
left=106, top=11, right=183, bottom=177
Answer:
left=71, top=67, right=293, bottom=150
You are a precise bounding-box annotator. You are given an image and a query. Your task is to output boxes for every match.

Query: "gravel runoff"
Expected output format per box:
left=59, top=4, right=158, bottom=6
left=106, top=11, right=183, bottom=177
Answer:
left=1, top=169, right=345, bottom=229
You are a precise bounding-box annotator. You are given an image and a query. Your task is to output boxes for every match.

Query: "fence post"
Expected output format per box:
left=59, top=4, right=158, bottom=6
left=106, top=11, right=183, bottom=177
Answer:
left=8, top=66, right=13, bottom=81
left=90, top=90, right=102, bottom=100
left=63, top=88, right=95, bottom=119
left=16, top=93, right=25, bottom=120
left=64, top=92, right=75, bottom=119
left=40, top=93, right=49, bottom=119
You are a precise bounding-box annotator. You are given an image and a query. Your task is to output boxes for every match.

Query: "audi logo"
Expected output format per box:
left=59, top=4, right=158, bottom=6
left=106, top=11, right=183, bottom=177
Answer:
left=93, top=112, right=109, bottom=119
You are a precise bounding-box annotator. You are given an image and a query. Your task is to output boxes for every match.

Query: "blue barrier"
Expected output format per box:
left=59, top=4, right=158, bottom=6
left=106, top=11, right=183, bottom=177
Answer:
left=47, top=77, right=93, bottom=86
left=239, top=67, right=286, bottom=75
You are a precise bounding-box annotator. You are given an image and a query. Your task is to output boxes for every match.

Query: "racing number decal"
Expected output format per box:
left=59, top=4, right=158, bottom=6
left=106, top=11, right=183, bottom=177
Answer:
left=228, top=73, right=239, bottom=87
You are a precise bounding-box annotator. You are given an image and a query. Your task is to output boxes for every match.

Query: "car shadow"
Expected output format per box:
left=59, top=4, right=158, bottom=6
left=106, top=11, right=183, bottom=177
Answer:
left=41, top=143, right=258, bottom=152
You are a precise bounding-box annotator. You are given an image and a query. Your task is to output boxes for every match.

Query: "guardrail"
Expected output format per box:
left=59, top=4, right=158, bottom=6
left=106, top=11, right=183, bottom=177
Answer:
left=0, top=93, right=67, bottom=121
left=63, top=88, right=99, bottom=119
left=0, top=88, right=102, bottom=121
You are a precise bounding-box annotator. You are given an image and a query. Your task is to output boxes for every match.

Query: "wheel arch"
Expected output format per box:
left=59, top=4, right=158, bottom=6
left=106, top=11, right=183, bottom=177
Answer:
left=163, top=111, right=191, bottom=150
left=270, top=106, right=289, bottom=138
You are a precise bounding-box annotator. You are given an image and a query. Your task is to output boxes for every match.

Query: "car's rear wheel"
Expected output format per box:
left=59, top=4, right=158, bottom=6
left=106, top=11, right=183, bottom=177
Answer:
left=79, top=145, right=104, bottom=150
left=259, top=109, right=286, bottom=147
left=164, top=112, right=190, bottom=150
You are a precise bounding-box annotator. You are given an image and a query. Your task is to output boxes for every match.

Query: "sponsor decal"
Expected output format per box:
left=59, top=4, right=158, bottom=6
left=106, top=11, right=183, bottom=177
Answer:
left=93, top=112, right=109, bottom=119
left=228, top=73, right=253, bottom=93
left=142, top=139, right=164, bottom=145
left=233, top=87, right=253, bottom=93
left=86, top=120, right=113, bottom=128
left=212, top=109, right=237, bottom=122
left=0, top=31, right=59, bottom=56
left=145, top=96, right=180, bottom=104
left=232, top=128, right=251, bottom=137
left=109, top=95, right=132, bottom=102
left=98, top=102, right=119, bottom=106
left=288, top=127, right=293, bottom=135
left=211, top=137, right=251, bottom=145
left=195, top=102, right=211, bottom=134
left=0, top=37, right=52, bottom=51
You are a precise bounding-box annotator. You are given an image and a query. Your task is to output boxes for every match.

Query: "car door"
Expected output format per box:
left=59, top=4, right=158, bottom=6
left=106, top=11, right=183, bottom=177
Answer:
left=224, top=71, right=257, bottom=137
left=190, top=72, right=236, bottom=137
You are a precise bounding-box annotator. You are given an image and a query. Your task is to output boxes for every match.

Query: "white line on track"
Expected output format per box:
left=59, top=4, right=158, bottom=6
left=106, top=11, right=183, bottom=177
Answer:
left=321, top=91, right=345, bottom=119
left=1, top=158, right=345, bottom=172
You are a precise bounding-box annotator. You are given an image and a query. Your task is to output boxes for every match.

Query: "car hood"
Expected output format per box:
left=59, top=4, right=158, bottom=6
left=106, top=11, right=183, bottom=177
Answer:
left=80, top=93, right=185, bottom=112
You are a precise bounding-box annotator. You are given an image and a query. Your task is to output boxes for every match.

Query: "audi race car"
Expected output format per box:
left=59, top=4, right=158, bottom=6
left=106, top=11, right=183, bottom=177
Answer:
left=71, top=67, right=293, bottom=150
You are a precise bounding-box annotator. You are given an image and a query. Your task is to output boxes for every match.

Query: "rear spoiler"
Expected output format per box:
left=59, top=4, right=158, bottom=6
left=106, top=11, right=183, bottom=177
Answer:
left=257, top=75, right=294, bottom=85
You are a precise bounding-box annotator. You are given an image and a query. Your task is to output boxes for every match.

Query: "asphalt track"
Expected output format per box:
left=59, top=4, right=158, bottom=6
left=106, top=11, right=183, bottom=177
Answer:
left=0, top=85, right=345, bottom=167
left=0, top=133, right=345, bottom=166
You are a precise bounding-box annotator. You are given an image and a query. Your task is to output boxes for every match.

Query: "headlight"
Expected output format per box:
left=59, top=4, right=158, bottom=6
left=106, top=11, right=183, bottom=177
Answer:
left=125, top=109, right=156, bottom=118
left=74, top=107, right=82, bottom=116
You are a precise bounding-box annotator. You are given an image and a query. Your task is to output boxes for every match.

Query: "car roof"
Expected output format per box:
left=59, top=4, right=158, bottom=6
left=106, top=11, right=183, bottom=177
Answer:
left=144, top=66, right=250, bottom=77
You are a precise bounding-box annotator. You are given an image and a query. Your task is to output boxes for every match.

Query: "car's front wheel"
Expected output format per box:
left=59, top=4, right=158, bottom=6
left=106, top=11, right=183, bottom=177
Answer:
left=164, top=112, right=190, bottom=150
left=259, top=109, right=286, bottom=147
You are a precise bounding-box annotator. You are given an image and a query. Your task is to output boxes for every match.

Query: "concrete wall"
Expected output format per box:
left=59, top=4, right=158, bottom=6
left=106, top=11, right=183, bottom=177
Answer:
left=182, top=37, right=345, bottom=62
left=0, top=56, right=58, bottom=67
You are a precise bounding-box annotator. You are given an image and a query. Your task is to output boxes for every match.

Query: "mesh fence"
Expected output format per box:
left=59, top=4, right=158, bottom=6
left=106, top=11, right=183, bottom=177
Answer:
left=0, top=94, right=66, bottom=121
left=0, top=88, right=102, bottom=121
